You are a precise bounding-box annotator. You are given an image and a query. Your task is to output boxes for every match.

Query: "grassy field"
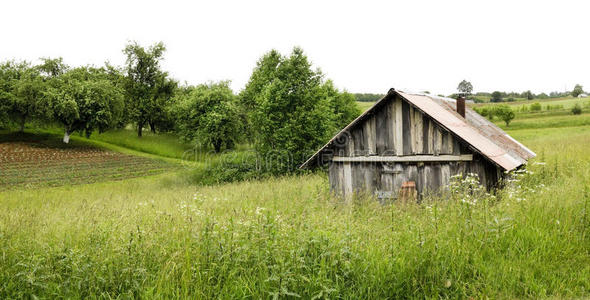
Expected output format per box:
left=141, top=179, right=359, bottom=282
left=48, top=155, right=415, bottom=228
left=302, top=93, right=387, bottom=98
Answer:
left=1, top=105, right=590, bottom=298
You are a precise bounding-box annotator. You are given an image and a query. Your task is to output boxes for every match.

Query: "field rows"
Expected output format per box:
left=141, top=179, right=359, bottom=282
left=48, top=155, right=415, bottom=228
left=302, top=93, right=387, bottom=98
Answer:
left=0, top=141, right=178, bottom=190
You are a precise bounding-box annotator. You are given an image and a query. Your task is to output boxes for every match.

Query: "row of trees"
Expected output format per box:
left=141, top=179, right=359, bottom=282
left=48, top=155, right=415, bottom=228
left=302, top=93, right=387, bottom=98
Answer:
left=0, top=44, right=359, bottom=172
left=456, top=80, right=585, bottom=103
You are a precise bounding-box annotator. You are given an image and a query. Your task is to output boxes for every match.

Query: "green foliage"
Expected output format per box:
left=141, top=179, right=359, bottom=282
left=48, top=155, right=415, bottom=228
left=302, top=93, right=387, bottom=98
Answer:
left=123, top=41, right=177, bottom=136
left=523, top=90, right=535, bottom=100
left=45, top=66, right=124, bottom=141
left=490, top=91, right=503, bottom=102
left=174, top=82, right=242, bottom=152
left=1, top=61, right=50, bottom=131
left=249, top=47, right=353, bottom=173
left=571, top=103, right=582, bottom=115
left=572, top=84, right=584, bottom=97
left=494, top=105, right=515, bottom=126
left=457, top=79, right=473, bottom=95
left=530, top=102, right=542, bottom=111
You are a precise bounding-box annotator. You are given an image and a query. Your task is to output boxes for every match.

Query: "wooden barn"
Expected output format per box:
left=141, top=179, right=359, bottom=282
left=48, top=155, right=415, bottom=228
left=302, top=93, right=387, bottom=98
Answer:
left=300, top=89, right=536, bottom=200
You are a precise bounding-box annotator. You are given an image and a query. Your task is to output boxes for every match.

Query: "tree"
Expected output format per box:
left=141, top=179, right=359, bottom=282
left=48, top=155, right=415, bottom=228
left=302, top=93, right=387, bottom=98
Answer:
left=46, top=66, right=124, bottom=143
left=490, top=91, right=503, bottom=102
left=320, top=80, right=361, bottom=129
left=239, top=50, right=282, bottom=139
left=457, top=80, right=473, bottom=95
left=572, top=84, right=584, bottom=97
left=174, top=81, right=241, bottom=152
left=123, top=41, right=175, bottom=137
left=38, top=57, right=68, bottom=79
left=523, top=90, right=534, bottom=100
left=0, top=61, right=48, bottom=132
left=250, top=47, right=343, bottom=173
left=494, top=105, right=515, bottom=126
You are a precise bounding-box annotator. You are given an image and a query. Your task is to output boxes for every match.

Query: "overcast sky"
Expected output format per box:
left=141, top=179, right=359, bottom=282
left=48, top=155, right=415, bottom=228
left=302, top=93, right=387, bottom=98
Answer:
left=2, top=0, right=588, bottom=95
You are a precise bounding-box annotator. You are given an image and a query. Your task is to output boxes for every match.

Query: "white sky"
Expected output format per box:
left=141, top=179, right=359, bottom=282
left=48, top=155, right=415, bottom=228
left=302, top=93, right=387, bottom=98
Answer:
left=1, top=0, right=589, bottom=95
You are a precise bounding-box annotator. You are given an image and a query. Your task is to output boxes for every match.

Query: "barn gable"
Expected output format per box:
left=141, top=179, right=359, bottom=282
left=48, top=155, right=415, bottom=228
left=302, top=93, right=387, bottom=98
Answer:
left=301, top=88, right=536, bottom=198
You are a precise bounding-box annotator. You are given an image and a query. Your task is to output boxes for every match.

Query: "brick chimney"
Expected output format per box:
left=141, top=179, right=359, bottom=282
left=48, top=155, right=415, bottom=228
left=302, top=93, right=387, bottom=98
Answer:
left=456, top=96, right=466, bottom=118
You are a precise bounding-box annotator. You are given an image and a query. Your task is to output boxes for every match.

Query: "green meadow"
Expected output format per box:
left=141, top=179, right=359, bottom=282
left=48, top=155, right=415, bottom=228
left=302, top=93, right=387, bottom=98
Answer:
left=0, top=99, right=589, bottom=298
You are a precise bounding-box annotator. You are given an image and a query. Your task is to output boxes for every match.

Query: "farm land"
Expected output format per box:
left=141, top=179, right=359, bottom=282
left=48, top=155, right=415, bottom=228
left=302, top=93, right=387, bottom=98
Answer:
left=0, top=101, right=590, bottom=298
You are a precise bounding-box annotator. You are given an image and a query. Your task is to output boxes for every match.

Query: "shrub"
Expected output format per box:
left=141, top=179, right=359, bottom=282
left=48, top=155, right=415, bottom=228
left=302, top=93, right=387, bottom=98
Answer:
left=530, top=102, right=542, bottom=111
left=571, top=103, right=582, bottom=115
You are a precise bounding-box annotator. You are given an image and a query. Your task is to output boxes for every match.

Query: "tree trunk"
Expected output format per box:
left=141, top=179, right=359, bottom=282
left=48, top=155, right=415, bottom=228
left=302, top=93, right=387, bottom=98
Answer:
left=63, top=128, right=71, bottom=144
left=213, top=140, right=222, bottom=153
left=149, top=121, right=156, bottom=134
left=137, top=122, right=143, bottom=137
left=19, top=115, right=26, bottom=132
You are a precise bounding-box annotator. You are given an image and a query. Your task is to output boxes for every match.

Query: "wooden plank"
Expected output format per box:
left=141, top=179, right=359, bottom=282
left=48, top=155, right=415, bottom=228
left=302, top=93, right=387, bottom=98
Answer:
left=375, top=106, right=388, bottom=154
left=395, top=97, right=403, bottom=155
left=386, top=100, right=396, bottom=155
left=409, top=106, right=415, bottom=154
left=414, top=109, right=423, bottom=154
left=434, top=127, right=442, bottom=155
left=352, top=126, right=364, bottom=156
left=440, top=164, right=450, bottom=191
left=332, top=154, right=473, bottom=162
left=422, top=118, right=430, bottom=154
left=441, top=131, right=449, bottom=154
left=364, top=115, right=376, bottom=155
left=342, top=162, right=353, bottom=201
left=402, top=101, right=411, bottom=155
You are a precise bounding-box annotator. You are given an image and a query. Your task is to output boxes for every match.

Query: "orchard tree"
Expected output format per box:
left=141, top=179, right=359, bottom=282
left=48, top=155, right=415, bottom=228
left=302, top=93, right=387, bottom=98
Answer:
left=250, top=47, right=341, bottom=172
left=174, top=81, right=241, bottom=152
left=47, top=67, right=124, bottom=143
left=494, top=105, right=515, bottom=126
left=491, top=91, right=503, bottom=102
left=0, top=61, right=47, bottom=131
left=123, top=41, right=176, bottom=137
left=572, top=84, right=584, bottom=97
left=457, top=80, right=473, bottom=95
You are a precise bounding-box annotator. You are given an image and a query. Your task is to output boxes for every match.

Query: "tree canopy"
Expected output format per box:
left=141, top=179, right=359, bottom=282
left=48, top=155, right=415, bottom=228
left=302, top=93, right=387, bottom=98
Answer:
left=174, top=82, right=242, bottom=152
left=457, top=80, right=473, bottom=95
left=46, top=66, right=124, bottom=142
left=123, top=41, right=176, bottom=136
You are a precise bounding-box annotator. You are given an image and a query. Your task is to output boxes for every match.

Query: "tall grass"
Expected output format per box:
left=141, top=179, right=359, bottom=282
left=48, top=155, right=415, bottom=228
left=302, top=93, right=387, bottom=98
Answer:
left=1, top=125, right=590, bottom=298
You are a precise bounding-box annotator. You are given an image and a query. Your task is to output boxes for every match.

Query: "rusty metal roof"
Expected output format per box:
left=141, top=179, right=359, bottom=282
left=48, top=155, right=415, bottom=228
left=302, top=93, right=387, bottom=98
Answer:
left=300, top=89, right=535, bottom=171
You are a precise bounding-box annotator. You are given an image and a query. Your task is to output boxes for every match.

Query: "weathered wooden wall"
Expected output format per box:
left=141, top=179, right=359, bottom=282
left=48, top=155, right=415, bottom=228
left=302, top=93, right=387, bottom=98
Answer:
left=329, top=95, right=502, bottom=199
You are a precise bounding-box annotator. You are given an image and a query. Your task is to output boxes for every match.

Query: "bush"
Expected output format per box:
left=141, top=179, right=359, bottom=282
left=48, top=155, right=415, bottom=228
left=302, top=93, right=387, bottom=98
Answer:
left=530, top=102, right=542, bottom=111
left=188, top=151, right=267, bottom=185
left=571, top=103, right=582, bottom=115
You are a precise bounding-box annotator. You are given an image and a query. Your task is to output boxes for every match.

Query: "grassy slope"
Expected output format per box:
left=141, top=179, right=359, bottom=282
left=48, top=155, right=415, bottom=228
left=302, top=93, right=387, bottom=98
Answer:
left=1, top=121, right=590, bottom=297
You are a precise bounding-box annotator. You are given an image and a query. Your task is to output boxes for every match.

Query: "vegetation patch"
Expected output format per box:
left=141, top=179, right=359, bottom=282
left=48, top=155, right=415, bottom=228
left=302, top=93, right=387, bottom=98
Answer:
left=0, top=132, right=177, bottom=190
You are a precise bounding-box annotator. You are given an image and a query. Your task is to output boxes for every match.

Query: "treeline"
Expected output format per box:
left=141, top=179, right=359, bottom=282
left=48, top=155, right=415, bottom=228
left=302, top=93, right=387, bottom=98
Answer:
left=354, top=93, right=384, bottom=102
left=0, top=43, right=360, bottom=174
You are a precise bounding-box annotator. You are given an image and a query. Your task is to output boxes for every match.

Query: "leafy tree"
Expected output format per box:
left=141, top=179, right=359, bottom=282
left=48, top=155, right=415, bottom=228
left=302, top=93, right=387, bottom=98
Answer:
left=572, top=84, right=584, bottom=97
left=174, top=81, right=241, bottom=152
left=38, top=57, right=68, bottom=78
left=250, top=47, right=341, bottom=173
left=523, top=90, right=534, bottom=100
left=457, top=80, right=473, bottom=95
left=321, top=80, right=361, bottom=129
left=123, top=41, right=176, bottom=137
left=490, top=91, right=503, bottom=102
left=46, top=67, right=124, bottom=143
left=494, top=105, right=515, bottom=126
left=0, top=61, right=48, bottom=131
